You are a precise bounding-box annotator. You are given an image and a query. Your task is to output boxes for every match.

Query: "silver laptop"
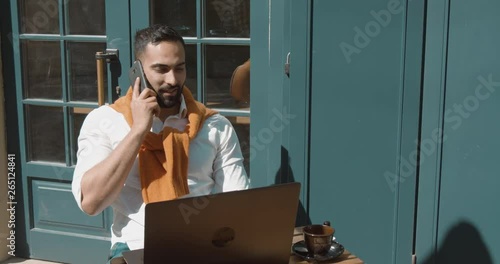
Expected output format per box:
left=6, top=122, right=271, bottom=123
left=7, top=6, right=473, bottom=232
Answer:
left=122, top=182, right=301, bottom=264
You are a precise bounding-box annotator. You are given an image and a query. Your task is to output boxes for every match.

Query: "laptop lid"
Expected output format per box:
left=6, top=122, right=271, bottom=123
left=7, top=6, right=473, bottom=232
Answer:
left=143, top=182, right=301, bottom=264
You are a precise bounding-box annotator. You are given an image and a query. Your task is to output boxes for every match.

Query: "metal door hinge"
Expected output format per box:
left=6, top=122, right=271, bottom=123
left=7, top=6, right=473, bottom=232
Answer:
left=412, top=254, right=416, bottom=264
left=284, top=52, right=291, bottom=77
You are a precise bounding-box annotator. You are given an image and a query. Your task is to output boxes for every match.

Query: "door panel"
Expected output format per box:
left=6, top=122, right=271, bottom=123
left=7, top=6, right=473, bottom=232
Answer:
left=432, top=0, right=500, bottom=262
left=307, top=0, right=420, bottom=263
left=9, top=0, right=130, bottom=262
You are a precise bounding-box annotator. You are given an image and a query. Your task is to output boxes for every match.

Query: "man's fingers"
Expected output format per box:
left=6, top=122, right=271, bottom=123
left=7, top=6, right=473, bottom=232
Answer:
left=143, top=96, right=157, bottom=104
left=138, top=86, right=157, bottom=99
left=132, top=77, right=141, bottom=98
left=153, top=103, right=161, bottom=117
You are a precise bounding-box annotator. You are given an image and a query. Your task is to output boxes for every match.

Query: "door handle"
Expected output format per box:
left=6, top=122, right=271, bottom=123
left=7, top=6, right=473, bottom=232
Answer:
left=95, top=49, right=119, bottom=106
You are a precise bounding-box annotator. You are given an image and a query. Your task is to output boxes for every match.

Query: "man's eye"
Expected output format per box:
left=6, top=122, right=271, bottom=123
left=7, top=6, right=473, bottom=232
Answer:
left=156, top=68, right=168, bottom=73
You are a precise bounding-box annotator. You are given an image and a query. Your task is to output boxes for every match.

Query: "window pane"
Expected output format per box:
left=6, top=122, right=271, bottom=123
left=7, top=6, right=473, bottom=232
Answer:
left=19, top=0, right=59, bottom=34
left=25, top=105, right=65, bottom=163
left=206, top=0, right=250, bottom=38
left=67, top=0, right=106, bottom=35
left=68, top=42, right=107, bottom=102
left=71, top=108, right=90, bottom=165
left=205, top=45, right=250, bottom=109
left=21, top=41, right=62, bottom=100
left=185, top=45, right=197, bottom=98
left=227, top=117, right=250, bottom=176
left=150, top=0, right=196, bottom=37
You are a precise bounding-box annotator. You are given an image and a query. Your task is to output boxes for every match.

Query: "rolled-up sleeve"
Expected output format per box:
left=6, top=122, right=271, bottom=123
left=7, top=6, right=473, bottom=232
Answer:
left=211, top=116, right=250, bottom=193
left=71, top=108, right=114, bottom=211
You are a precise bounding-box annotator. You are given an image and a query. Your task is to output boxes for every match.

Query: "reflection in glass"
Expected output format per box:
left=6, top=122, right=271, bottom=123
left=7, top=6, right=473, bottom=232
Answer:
left=26, top=105, right=65, bottom=163
left=228, top=117, right=250, bottom=176
left=68, top=42, right=107, bottom=102
left=150, top=0, right=196, bottom=37
left=21, top=41, right=62, bottom=99
left=206, top=0, right=250, bottom=38
left=71, top=109, right=88, bottom=165
left=68, top=0, right=106, bottom=35
left=19, top=0, right=59, bottom=34
left=184, top=45, right=197, bottom=98
left=205, top=45, right=250, bottom=109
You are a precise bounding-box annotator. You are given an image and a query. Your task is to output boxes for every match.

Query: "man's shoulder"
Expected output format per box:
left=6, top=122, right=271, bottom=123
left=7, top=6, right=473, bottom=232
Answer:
left=86, top=105, right=122, bottom=118
left=81, top=105, right=126, bottom=127
left=204, top=113, right=231, bottom=128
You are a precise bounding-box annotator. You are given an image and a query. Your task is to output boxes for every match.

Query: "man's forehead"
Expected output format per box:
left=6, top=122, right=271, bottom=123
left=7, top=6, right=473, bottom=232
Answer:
left=142, top=41, right=185, bottom=64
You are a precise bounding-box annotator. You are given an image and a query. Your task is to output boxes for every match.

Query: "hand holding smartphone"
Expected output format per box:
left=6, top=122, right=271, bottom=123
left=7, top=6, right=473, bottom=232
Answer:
left=128, top=60, right=167, bottom=108
left=129, top=60, right=150, bottom=92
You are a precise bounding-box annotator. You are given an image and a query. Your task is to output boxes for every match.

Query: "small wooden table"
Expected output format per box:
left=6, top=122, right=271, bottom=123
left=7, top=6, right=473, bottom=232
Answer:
left=289, top=227, right=364, bottom=264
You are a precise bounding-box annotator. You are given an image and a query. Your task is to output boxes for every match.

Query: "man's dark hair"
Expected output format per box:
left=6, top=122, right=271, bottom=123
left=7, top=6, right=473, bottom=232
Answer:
left=134, top=24, right=186, bottom=59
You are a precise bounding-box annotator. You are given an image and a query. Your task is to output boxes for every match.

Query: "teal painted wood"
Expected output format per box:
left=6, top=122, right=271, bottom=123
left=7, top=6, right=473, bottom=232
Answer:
left=106, top=0, right=132, bottom=100
left=421, top=0, right=500, bottom=263
left=415, top=0, right=449, bottom=263
left=17, top=35, right=106, bottom=41
left=32, top=181, right=108, bottom=232
left=308, top=0, right=419, bottom=262
left=394, top=0, right=425, bottom=263
left=249, top=0, right=290, bottom=187
left=9, top=0, right=34, bottom=258
left=129, top=0, right=150, bottom=93
left=30, top=231, right=110, bottom=264
left=265, top=0, right=287, bottom=185
left=285, top=0, right=313, bottom=226
left=249, top=0, right=271, bottom=187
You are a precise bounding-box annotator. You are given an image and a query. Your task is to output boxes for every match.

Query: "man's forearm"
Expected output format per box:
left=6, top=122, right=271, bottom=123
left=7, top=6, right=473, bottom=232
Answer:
left=80, top=129, right=144, bottom=215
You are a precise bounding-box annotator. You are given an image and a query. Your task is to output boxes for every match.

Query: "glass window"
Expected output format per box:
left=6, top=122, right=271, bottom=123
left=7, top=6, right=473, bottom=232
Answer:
left=68, top=42, right=107, bottom=102
left=150, top=0, right=197, bottom=37
left=206, top=0, right=250, bottom=38
left=67, top=0, right=106, bottom=35
left=21, top=40, right=62, bottom=100
left=25, top=105, right=65, bottom=163
left=71, top=108, right=90, bottom=165
left=206, top=45, right=250, bottom=108
left=19, top=0, right=59, bottom=34
left=185, top=45, right=198, bottom=98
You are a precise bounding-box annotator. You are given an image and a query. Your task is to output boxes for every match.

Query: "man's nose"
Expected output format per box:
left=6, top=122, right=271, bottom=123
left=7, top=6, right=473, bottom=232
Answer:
left=164, top=71, right=177, bottom=86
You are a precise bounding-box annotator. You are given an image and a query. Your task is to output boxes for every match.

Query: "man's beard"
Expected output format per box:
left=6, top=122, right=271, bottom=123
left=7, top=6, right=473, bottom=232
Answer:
left=157, top=84, right=184, bottom=108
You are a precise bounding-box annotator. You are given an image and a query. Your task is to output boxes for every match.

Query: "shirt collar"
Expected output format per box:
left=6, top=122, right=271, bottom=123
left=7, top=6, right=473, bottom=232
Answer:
left=179, top=94, right=187, bottom=118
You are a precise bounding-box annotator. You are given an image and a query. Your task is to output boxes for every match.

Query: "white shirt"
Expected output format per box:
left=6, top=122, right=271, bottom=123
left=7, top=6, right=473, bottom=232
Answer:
left=71, top=95, right=250, bottom=250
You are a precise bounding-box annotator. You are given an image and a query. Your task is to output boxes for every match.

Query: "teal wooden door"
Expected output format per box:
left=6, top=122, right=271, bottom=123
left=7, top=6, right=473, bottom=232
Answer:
left=303, top=0, right=424, bottom=263
left=416, top=0, right=500, bottom=263
left=8, top=0, right=131, bottom=263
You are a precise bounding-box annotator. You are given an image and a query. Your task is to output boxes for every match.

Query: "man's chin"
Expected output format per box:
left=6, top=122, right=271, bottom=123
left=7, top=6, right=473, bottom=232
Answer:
left=159, top=100, right=179, bottom=108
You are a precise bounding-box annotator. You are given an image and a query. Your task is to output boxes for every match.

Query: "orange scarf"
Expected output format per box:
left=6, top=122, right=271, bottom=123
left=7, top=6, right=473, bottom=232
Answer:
left=110, top=87, right=217, bottom=203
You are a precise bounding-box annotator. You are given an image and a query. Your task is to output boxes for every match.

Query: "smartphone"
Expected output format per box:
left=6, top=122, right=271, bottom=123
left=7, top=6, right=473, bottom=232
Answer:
left=129, top=60, right=150, bottom=92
